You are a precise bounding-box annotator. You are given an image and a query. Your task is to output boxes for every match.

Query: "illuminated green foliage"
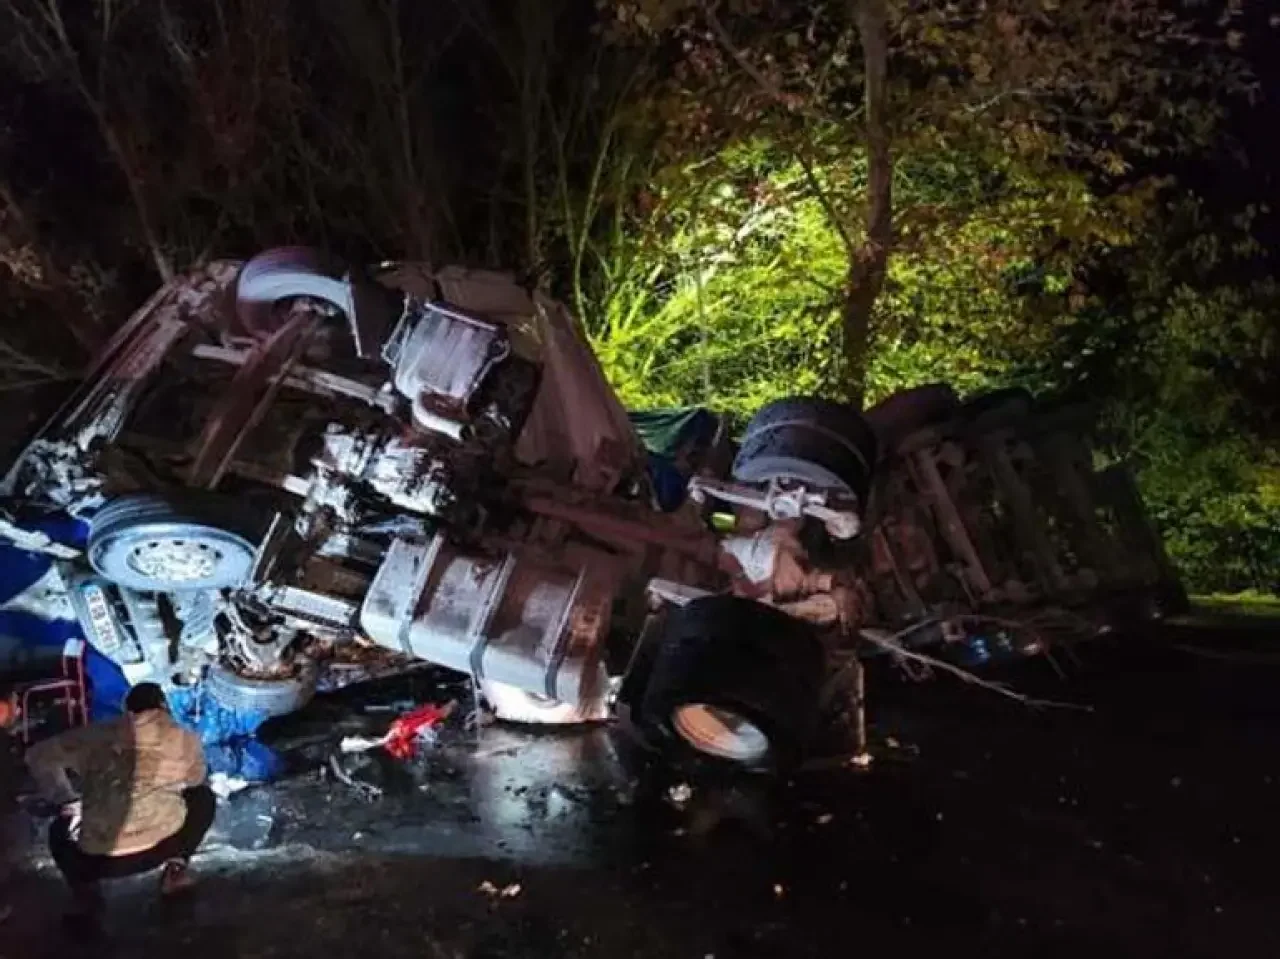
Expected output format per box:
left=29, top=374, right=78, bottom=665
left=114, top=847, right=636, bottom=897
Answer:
left=0, top=0, right=1271, bottom=590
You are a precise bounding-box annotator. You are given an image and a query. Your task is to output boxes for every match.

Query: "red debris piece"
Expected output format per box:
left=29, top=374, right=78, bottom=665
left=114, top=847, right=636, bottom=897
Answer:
left=382, top=701, right=455, bottom=759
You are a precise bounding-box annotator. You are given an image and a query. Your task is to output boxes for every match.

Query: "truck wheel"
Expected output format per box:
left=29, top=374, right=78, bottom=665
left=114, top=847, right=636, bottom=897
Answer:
left=863, top=383, right=960, bottom=450
left=234, top=247, right=353, bottom=338
left=962, top=387, right=1034, bottom=420
left=88, top=493, right=264, bottom=592
left=732, top=397, right=878, bottom=505
left=205, top=660, right=318, bottom=718
left=234, top=247, right=397, bottom=357
left=638, top=596, right=825, bottom=770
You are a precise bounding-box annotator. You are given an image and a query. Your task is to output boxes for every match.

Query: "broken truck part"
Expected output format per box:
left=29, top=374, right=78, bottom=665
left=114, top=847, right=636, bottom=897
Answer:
left=0, top=248, right=1185, bottom=768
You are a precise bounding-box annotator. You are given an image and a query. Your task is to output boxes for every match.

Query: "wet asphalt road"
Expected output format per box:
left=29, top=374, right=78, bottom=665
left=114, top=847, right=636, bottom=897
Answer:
left=4, top=620, right=1280, bottom=959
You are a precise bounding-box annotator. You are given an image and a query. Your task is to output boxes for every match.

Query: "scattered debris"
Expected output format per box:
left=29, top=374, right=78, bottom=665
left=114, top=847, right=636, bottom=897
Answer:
left=473, top=746, right=520, bottom=760
left=549, top=783, right=587, bottom=805
left=363, top=699, right=420, bottom=714
left=667, top=782, right=694, bottom=807
left=477, top=880, right=523, bottom=899
left=340, top=700, right=457, bottom=759
left=208, top=772, right=250, bottom=799
left=328, top=754, right=383, bottom=801
left=857, top=628, right=1091, bottom=712
left=816, top=813, right=834, bottom=825
left=340, top=734, right=390, bottom=754
left=849, top=752, right=873, bottom=769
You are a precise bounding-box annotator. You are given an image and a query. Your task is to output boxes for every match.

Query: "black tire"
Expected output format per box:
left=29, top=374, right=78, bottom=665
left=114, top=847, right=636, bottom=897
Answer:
left=740, top=397, right=870, bottom=444
left=205, top=660, right=318, bottom=718
left=863, top=383, right=960, bottom=449
left=961, top=387, right=1034, bottom=420
left=732, top=397, right=878, bottom=504
left=638, top=596, right=826, bottom=771
left=88, top=492, right=266, bottom=592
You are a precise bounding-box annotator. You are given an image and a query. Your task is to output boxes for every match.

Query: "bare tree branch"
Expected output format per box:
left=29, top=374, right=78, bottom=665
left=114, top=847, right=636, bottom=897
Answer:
left=701, top=2, right=827, bottom=124
left=855, top=626, right=1091, bottom=712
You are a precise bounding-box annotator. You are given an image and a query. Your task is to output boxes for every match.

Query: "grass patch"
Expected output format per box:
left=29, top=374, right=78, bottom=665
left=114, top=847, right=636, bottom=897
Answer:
left=1192, top=590, right=1280, bottom=618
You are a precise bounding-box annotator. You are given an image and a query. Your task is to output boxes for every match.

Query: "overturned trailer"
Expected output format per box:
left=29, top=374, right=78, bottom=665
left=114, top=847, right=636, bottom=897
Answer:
left=0, top=249, right=1183, bottom=767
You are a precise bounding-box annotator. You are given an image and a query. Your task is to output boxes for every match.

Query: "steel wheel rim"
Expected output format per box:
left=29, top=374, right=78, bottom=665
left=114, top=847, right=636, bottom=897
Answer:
left=127, top=537, right=223, bottom=583
left=671, top=703, right=770, bottom=763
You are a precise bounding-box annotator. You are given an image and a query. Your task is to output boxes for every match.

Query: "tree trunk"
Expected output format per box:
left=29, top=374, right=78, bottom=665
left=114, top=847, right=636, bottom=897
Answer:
left=843, top=0, right=892, bottom=405
left=386, top=0, right=433, bottom=262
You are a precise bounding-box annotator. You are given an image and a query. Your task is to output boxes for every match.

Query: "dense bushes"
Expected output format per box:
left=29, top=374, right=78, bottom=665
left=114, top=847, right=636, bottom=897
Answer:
left=0, top=0, right=1274, bottom=592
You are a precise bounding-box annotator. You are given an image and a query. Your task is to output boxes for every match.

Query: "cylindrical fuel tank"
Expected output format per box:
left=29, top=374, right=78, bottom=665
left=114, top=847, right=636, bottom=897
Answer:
left=360, top=535, right=614, bottom=706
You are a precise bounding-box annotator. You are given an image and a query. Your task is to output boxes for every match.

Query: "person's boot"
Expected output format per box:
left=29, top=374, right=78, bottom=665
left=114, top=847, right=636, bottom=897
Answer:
left=159, top=859, right=196, bottom=897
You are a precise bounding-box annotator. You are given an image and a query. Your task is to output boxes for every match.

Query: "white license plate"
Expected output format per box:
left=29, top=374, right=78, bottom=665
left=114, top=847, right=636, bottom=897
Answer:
left=81, top=583, right=122, bottom=653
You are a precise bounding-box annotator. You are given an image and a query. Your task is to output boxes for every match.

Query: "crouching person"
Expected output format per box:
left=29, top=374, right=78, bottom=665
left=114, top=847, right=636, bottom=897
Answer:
left=25, top=682, right=213, bottom=936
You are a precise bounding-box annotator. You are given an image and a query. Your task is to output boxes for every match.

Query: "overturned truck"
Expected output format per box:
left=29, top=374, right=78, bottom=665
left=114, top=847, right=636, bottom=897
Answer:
left=0, top=249, right=1184, bottom=767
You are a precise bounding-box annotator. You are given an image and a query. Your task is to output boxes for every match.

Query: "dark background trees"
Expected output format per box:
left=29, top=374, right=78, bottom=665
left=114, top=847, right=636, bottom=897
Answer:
left=0, top=0, right=1275, bottom=593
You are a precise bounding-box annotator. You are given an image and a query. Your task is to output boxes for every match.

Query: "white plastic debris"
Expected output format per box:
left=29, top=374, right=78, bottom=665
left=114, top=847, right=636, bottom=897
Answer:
left=667, top=782, right=694, bottom=807
left=478, top=881, right=523, bottom=898
left=208, top=773, right=250, bottom=799
left=340, top=733, right=392, bottom=754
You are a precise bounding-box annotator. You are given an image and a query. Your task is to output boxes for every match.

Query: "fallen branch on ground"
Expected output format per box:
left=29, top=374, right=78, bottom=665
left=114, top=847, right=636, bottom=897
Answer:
left=855, top=627, right=1092, bottom=712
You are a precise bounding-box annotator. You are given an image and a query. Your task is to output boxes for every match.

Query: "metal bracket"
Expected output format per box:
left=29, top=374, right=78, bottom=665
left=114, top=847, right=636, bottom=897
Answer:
left=397, top=535, right=445, bottom=657
left=543, top=568, right=587, bottom=700
left=645, top=578, right=714, bottom=607
left=465, top=549, right=519, bottom=685
left=687, top=476, right=861, bottom=539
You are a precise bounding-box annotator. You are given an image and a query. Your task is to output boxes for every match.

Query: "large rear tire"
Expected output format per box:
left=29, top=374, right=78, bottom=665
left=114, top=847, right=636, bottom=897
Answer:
left=732, top=397, right=878, bottom=506
left=961, top=387, right=1034, bottom=422
left=637, top=596, right=825, bottom=771
left=863, top=383, right=960, bottom=451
